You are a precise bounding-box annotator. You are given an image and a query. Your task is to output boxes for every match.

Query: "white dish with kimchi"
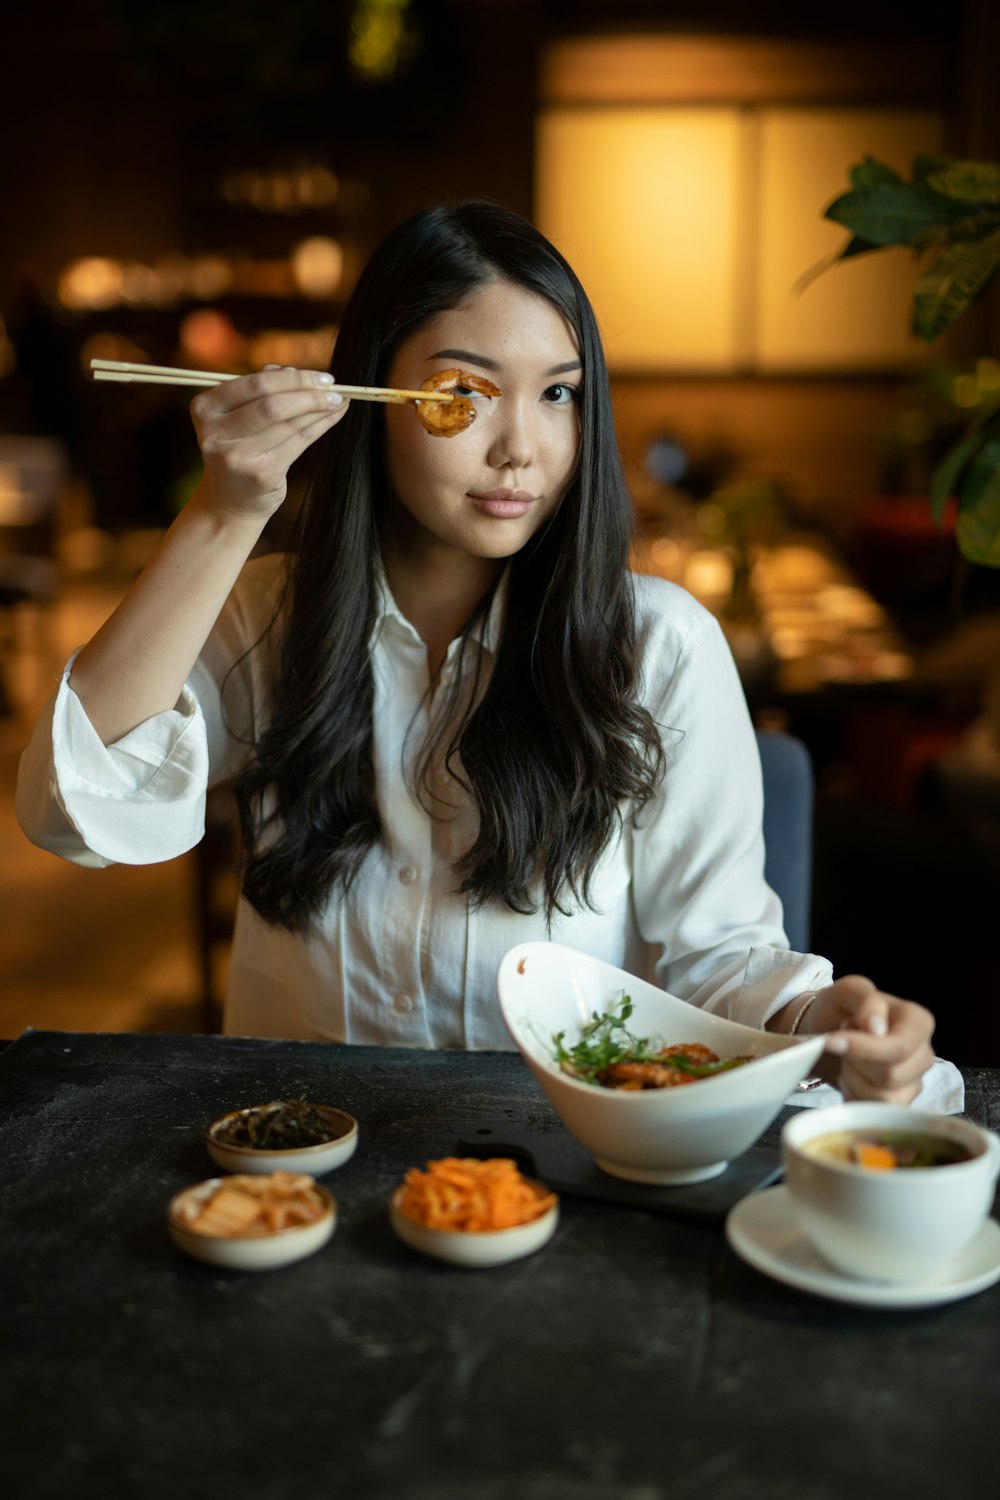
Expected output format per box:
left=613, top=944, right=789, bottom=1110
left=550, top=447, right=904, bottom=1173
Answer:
left=167, top=1171, right=336, bottom=1270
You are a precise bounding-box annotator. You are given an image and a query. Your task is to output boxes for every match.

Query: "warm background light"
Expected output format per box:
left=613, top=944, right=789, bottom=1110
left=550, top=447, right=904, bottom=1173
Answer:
left=245, top=326, right=338, bottom=370
left=349, top=0, right=416, bottom=82
left=537, top=37, right=947, bottom=374
left=187, top=256, right=235, bottom=301
left=177, top=309, right=245, bottom=370
left=58, top=257, right=124, bottom=311
left=537, top=108, right=743, bottom=371
left=290, top=237, right=344, bottom=299
left=756, top=110, right=944, bottom=370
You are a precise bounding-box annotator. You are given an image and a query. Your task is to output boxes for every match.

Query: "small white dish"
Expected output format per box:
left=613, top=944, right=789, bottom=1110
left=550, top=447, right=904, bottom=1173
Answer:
left=389, top=1188, right=559, bottom=1268
left=726, top=1186, right=1000, bottom=1308
left=497, top=942, right=826, bottom=1185
left=205, top=1104, right=358, bottom=1176
left=168, top=1177, right=337, bottom=1271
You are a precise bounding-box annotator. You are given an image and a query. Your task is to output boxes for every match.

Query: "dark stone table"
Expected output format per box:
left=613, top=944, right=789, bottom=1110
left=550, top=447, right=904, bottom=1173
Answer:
left=2, top=1030, right=998, bottom=1500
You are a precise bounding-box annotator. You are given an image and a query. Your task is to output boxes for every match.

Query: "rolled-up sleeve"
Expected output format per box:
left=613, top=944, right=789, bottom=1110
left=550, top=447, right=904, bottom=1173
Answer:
left=15, top=551, right=282, bottom=870
left=15, top=656, right=212, bottom=865
left=630, top=578, right=832, bottom=1028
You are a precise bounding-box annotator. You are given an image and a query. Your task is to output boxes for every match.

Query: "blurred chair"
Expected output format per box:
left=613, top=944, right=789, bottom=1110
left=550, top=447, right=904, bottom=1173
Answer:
left=756, top=729, right=814, bottom=953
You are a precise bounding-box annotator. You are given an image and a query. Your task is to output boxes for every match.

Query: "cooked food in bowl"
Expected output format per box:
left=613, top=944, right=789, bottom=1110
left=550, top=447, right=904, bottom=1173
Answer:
left=205, top=1100, right=359, bottom=1176
left=801, top=1129, right=973, bottom=1171
left=396, top=1157, right=556, bottom=1233
left=390, top=1158, right=559, bottom=1267
left=554, top=994, right=752, bottom=1090
left=173, top=1170, right=328, bottom=1237
left=782, top=1102, right=1000, bottom=1282
left=212, top=1098, right=347, bottom=1150
left=497, top=942, right=827, bottom=1185
left=168, top=1171, right=337, bottom=1271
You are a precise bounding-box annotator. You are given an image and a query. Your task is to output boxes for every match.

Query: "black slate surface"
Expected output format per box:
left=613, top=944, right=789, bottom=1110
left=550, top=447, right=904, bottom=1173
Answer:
left=454, top=1117, right=783, bottom=1216
left=2, top=1029, right=998, bottom=1500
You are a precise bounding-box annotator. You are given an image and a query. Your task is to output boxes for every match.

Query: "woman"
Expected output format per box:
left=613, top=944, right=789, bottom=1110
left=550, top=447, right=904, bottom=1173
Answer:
left=16, top=200, right=943, bottom=1105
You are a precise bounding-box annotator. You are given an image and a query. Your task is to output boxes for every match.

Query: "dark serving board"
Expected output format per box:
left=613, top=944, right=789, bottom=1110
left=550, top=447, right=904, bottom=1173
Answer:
left=454, top=1117, right=783, bottom=1221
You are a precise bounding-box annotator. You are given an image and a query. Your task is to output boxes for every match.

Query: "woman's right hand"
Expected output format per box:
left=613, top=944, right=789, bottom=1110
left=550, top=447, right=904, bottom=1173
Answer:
left=67, top=366, right=349, bottom=744
left=190, top=365, right=350, bottom=521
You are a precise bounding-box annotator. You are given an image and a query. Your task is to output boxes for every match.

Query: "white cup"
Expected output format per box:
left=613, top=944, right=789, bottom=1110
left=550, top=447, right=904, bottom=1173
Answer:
left=782, top=1102, right=1000, bottom=1283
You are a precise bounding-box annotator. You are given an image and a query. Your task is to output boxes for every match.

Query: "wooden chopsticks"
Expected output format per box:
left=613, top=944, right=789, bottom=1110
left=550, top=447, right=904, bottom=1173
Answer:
left=88, top=359, right=454, bottom=404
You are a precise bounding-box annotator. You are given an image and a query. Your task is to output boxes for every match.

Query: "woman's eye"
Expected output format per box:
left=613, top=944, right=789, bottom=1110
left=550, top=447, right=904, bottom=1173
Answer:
left=543, top=383, right=578, bottom=405
left=452, top=385, right=475, bottom=398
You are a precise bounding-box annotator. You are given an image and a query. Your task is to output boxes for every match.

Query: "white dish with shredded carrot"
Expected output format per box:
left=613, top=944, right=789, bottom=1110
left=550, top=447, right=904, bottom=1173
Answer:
left=390, top=1157, right=559, bottom=1267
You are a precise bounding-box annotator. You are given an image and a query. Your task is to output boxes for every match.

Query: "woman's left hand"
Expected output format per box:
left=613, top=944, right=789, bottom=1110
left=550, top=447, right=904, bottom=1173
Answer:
left=781, top=976, right=936, bottom=1105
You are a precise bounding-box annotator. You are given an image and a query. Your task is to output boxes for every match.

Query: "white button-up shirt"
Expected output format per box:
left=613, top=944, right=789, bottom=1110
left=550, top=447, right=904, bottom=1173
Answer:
left=17, top=556, right=835, bottom=1046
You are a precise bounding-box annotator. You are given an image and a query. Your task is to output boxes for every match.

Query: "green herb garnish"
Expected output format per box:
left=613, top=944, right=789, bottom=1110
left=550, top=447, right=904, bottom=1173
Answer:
left=658, top=1054, right=749, bottom=1077
left=553, top=993, right=664, bottom=1082
left=552, top=993, right=751, bottom=1086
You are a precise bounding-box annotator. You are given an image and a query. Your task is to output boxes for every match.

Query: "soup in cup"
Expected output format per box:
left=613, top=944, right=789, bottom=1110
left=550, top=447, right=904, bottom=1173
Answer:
left=782, top=1102, right=1000, bottom=1283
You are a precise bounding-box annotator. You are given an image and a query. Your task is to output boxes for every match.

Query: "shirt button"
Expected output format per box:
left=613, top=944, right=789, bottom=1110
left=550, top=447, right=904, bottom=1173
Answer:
left=394, top=993, right=415, bottom=1014
left=398, top=864, right=417, bottom=885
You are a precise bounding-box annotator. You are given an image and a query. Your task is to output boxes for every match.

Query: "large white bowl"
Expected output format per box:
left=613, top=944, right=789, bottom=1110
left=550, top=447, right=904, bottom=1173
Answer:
left=497, top=941, right=827, bottom=1185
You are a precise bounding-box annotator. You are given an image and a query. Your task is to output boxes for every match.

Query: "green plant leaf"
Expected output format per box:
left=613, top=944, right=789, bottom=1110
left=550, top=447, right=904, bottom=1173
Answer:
left=925, top=158, right=1000, bottom=204
left=850, top=155, right=903, bottom=191
left=912, top=232, right=1000, bottom=340
left=929, top=421, right=993, bottom=524
left=794, top=234, right=881, bottom=294
left=839, top=235, right=880, bottom=261
left=913, top=154, right=954, bottom=180
left=956, top=436, right=1000, bottom=567
left=825, top=182, right=968, bottom=247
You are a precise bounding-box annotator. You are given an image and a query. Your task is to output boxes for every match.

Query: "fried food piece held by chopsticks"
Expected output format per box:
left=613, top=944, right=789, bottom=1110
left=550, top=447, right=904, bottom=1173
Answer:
left=415, top=368, right=502, bottom=436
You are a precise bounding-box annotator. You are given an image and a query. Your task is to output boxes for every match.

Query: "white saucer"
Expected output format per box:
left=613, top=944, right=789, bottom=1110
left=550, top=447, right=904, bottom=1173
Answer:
left=725, top=1186, right=1000, bottom=1309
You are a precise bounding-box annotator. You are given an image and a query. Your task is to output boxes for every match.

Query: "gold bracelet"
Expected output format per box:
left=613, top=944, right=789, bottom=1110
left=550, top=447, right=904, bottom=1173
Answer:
left=789, top=992, right=818, bottom=1036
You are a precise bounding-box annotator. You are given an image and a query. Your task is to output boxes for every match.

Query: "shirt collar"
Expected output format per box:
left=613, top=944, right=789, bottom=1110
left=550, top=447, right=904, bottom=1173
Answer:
left=372, top=559, right=509, bottom=661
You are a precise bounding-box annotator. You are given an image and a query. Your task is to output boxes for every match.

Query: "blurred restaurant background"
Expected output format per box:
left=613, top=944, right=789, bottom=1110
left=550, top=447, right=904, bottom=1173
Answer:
left=2, top=0, right=999, bottom=1061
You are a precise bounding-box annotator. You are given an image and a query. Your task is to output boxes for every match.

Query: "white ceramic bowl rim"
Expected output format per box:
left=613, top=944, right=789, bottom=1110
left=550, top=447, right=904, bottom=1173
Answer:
left=205, top=1104, right=358, bottom=1157
left=168, top=1177, right=336, bottom=1242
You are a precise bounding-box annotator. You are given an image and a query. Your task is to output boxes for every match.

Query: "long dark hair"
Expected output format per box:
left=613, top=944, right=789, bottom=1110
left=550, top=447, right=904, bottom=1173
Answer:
left=234, top=199, right=665, bottom=930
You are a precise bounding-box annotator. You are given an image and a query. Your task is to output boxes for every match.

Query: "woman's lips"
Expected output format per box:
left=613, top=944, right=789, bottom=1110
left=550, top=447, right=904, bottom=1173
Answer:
left=468, top=488, right=536, bottom=518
